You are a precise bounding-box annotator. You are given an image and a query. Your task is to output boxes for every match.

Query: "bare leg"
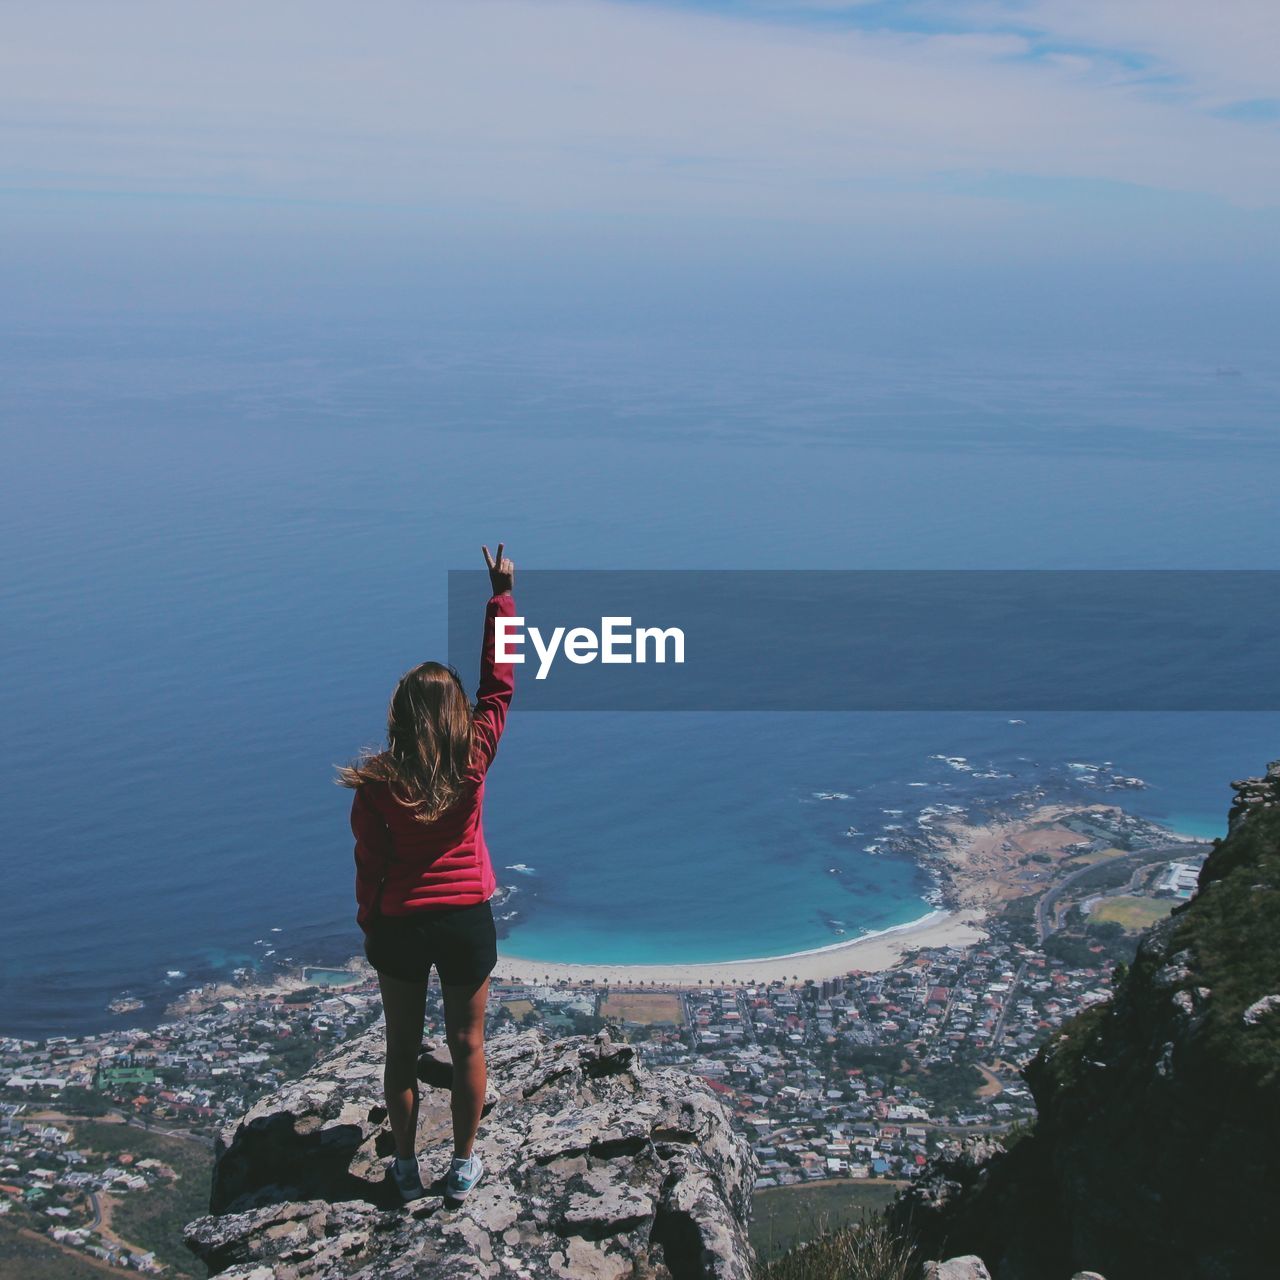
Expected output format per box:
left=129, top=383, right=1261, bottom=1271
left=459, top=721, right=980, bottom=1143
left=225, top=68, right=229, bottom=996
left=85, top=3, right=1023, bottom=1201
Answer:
left=441, top=977, right=489, bottom=1159
left=377, top=971, right=428, bottom=1160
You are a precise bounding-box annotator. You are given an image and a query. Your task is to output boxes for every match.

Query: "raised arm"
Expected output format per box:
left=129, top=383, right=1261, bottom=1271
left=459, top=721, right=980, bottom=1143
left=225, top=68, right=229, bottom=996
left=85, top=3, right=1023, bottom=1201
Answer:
left=471, top=544, right=516, bottom=775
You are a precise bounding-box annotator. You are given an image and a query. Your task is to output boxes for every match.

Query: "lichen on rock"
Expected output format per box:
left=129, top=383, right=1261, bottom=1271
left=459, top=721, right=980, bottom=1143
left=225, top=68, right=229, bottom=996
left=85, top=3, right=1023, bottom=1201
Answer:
left=185, top=1024, right=756, bottom=1279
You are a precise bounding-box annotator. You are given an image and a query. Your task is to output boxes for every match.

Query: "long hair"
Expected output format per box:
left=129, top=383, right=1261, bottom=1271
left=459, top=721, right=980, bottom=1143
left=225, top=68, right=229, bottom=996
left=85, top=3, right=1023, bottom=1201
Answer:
left=335, top=662, right=475, bottom=822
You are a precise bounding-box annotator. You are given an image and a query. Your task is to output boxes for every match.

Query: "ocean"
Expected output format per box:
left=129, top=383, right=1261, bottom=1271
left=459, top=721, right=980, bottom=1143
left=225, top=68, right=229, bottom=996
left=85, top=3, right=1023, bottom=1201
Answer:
left=2, top=310, right=1279, bottom=1037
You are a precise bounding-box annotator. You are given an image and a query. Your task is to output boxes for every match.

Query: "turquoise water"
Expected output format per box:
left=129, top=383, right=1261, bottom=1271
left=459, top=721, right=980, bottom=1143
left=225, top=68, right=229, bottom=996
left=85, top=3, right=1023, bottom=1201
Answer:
left=485, top=711, right=1264, bottom=966
left=1161, top=813, right=1228, bottom=841
left=2, top=314, right=1279, bottom=1035
left=303, top=967, right=362, bottom=987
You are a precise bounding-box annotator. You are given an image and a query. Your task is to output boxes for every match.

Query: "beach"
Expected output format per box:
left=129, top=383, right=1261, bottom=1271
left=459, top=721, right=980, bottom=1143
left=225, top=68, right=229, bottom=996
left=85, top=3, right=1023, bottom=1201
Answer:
left=491, top=908, right=988, bottom=986
left=161, top=912, right=985, bottom=1018
left=162, top=802, right=1182, bottom=1017
left=490, top=801, right=1197, bottom=988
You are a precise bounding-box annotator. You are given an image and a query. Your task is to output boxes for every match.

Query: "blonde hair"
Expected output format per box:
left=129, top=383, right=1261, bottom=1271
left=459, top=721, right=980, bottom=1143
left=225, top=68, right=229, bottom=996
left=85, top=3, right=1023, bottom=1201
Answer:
left=335, top=662, right=475, bottom=822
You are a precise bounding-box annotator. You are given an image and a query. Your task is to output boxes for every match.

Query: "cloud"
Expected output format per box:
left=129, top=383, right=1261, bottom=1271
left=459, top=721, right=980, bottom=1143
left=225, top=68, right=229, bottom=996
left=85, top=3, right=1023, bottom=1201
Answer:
left=985, top=1, right=1280, bottom=103
left=0, top=0, right=1276, bottom=234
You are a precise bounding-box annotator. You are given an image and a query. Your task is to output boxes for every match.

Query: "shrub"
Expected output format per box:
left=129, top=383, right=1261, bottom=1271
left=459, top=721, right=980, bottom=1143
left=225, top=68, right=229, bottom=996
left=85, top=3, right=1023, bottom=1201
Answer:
left=756, top=1216, right=921, bottom=1280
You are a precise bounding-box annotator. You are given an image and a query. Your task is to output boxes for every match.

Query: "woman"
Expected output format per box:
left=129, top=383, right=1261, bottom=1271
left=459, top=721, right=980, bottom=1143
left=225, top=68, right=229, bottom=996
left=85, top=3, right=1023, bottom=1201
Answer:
left=337, top=543, right=515, bottom=1203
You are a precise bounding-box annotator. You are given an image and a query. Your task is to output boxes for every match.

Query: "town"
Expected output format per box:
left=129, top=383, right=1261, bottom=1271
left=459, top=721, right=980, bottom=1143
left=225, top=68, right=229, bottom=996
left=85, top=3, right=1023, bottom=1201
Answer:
left=0, top=845, right=1206, bottom=1276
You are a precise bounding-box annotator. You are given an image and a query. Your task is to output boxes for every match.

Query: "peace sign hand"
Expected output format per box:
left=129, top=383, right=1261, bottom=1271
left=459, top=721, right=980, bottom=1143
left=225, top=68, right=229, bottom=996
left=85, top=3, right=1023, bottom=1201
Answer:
left=482, top=543, right=515, bottom=595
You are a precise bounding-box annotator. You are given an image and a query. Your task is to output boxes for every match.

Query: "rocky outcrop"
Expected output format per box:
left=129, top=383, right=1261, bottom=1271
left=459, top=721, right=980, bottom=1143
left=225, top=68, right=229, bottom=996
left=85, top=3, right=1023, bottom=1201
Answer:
left=923, top=1259, right=993, bottom=1280
left=896, top=759, right=1280, bottom=1280
left=185, top=1025, right=756, bottom=1279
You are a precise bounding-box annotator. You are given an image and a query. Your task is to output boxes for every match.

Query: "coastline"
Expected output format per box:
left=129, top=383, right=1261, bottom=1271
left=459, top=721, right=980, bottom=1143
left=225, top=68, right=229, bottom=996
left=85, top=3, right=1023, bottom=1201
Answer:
left=491, top=907, right=988, bottom=986
left=160, top=908, right=986, bottom=1016
left=490, top=799, right=1204, bottom=988
left=155, top=801, right=1206, bottom=1018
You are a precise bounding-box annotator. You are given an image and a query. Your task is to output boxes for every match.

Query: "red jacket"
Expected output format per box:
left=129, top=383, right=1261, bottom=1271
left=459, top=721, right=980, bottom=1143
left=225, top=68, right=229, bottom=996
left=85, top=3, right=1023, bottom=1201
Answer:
left=351, top=592, right=516, bottom=930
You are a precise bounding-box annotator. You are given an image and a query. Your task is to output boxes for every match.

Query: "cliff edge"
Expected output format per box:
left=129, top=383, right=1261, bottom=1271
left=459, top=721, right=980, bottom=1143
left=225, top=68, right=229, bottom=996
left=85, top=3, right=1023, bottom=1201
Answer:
left=185, top=1024, right=756, bottom=1279
left=895, top=759, right=1280, bottom=1279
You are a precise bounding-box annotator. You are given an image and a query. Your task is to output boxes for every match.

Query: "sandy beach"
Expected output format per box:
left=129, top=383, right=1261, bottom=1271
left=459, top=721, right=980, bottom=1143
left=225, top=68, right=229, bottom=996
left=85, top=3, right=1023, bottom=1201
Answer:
left=163, top=909, right=986, bottom=1015
left=165, top=803, right=1171, bottom=1010
left=491, top=908, right=988, bottom=987
left=490, top=801, right=1187, bottom=988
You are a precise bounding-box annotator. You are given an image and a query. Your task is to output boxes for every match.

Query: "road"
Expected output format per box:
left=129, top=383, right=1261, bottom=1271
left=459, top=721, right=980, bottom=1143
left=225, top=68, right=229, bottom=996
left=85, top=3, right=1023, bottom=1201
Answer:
left=122, top=1112, right=215, bottom=1148
left=26, top=1106, right=214, bottom=1148
left=989, top=960, right=1027, bottom=1051
left=1036, top=861, right=1109, bottom=940
left=1034, top=846, right=1195, bottom=941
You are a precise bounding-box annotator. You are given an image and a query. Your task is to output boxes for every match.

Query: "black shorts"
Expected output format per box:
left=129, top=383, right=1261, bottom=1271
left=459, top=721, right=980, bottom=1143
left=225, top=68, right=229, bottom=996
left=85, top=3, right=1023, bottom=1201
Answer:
left=363, top=899, right=498, bottom=986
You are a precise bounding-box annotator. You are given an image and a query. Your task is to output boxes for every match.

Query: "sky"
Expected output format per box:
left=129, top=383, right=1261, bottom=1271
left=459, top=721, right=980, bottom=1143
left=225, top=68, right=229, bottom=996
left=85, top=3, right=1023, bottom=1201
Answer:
left=4, top=2, right=1280, bottom=1033
left=2, top=1, right=1279, bottom=316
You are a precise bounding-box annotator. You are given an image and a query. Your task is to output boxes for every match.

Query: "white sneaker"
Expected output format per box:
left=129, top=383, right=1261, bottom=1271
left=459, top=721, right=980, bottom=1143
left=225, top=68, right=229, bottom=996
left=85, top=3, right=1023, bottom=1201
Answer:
left=445, top=1153, right=484, bottom=1201
left=391, top=1156, right=427, bottom=1202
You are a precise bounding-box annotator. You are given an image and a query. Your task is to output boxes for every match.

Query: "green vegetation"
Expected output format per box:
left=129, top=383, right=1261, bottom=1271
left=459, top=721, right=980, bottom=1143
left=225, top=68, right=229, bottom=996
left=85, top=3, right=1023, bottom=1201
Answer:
left=1067, top=848, right=1126, bottom=866
left=1062, top=855, right=1147, bottom=895
left=917, top=1060, right=987, bottom=1111
left=752, top=1181, right=905, bottom=1262
left=567, top=1011, right=607, bottom=1037
left=997, top=893, right=1040, bottom=946
left=999, top=1117, right=1037, bottom=1151
left=74, top=1121, right=211, bottom=1278
left=1041, top=932, right=1106, bottom=968
left=754, top=1215, right=920, bottom=1280
left=1090, top=895, right=1173, bottom=931
left=266, top=1033, right=329, bottom=1077
left=0, top=1224, right=119, bottom=1280
left=828, top=1045, right=984, bottom=1114
left=1030, top=995, right=1115, bottom=1100
left=1043, top=918, right=1137, bottom=967
left=1165, top=812, right=1280, bottom=1089
left=1038, top=807, right=1279, bottom=1095
left=56, top=1085, right=112, bottom=1116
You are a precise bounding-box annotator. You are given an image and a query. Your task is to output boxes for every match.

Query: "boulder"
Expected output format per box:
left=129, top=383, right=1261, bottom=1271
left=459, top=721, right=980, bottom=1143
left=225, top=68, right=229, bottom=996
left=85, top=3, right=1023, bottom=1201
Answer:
left=923, top=1258, right=993, bottom=1280
left=186, top=1024, right=756, bottom=1279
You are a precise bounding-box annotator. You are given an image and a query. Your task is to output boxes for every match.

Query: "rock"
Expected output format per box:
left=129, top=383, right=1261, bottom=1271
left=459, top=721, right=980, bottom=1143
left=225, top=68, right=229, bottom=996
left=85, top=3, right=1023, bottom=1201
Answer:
left=186, top=1024, right=755, bottom=1279
left=923, top=1258, right=992, bottom=1280
left=1227, top=760, right=1280, bottom=832
left=560, top=1177, right=653, bottom=1238
left=1152, top=949, right=1194, bottom=989
left=893, top=758, right=1280, bottom=1280
left=1242, top=994, right=1280, bottom=1026
left=1070, top=1273, right=1108, bottom=1279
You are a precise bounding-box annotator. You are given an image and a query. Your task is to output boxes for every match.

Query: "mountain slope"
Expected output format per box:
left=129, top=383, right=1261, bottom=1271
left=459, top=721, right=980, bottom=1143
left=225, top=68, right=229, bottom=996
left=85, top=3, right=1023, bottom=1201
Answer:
left=895, top=760, right=1280, bottom=1280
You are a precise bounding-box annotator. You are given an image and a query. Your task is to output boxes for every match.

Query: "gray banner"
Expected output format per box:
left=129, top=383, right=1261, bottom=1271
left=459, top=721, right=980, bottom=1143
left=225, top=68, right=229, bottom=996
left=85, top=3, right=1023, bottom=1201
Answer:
left=448, top=570, right=1280, bottom=711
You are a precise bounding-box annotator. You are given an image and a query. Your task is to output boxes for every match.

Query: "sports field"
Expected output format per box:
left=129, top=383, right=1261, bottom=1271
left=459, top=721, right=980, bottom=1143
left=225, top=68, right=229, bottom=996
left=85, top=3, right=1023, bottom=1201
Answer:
left=1091, top=895, right=1174, bottom=931
left=598, top=991, right=685, bottom=1025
